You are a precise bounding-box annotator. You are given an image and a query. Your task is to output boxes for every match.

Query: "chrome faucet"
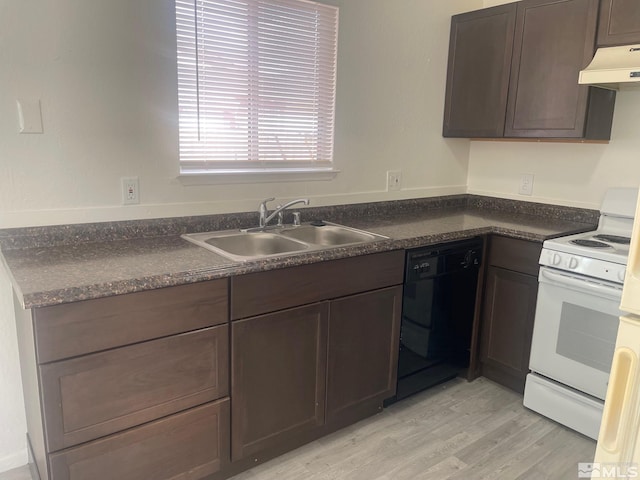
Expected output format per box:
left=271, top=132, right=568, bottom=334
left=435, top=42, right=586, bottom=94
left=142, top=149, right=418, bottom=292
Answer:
left=258, top=198, right=310, bottom=227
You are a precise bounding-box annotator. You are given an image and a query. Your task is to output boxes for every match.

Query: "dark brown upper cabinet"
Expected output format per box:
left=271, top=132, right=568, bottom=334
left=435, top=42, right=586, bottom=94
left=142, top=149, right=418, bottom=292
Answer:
left=505, top=0, right=614, bottom=139
left=443, top=0, right=616, bottom=140
left=443, top=4, right=517, bottom=137
left=598, top=0, right=640, bottom=46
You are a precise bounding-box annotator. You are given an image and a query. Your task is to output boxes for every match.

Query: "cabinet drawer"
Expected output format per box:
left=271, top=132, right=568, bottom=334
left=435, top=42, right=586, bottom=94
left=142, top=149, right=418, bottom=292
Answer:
left=231, top=250, right=404, bottom=320
left=41, top=325, right=229, bottom=451
left=34, top=279, right=228, bottom=363
left=49, top=399, right=230, bottom=480
left=488, top=236, right=542, bottom=276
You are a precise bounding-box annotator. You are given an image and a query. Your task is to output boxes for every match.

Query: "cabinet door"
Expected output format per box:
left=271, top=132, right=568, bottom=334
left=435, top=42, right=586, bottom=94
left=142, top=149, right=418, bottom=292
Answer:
left=480, top=266, right=538, bottom=393
left=49, top=400, right=230, bottom=480
left=505, top=0, right=600, bottom=138
left=598, top=0, right=640, bottom=47
left=231, top=303, right=328, bottom=462
left=326, top=286, right=402, bottom=426
left=443, top=4, right=516, bottom=137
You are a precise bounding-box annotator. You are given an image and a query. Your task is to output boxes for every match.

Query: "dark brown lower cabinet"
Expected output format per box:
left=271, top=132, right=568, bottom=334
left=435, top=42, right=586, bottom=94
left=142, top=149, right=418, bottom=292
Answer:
left=230, top=285, right=403, bottom=465
left=22, top=253, right=403, bottom=480
left=16, top=280, right=232, bottom=480
left=326, top=286, right=402, bottom=426
left=231, top=303, right=329, bottom=462
left=479, top=236, right=541, bottom=393
left=49, top=399, right=230, bottom=480
left=40, top=326, right=229, bottom=451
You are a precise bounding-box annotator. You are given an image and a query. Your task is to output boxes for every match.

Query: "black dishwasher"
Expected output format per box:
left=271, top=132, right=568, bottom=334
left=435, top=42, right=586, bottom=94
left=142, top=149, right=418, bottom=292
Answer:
left=388, top=238, right=482, bottom=404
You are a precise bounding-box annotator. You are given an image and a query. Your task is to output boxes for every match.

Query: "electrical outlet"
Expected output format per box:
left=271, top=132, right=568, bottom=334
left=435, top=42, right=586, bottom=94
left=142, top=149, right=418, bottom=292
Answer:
left=518, top=174, right=534, bottom=196
left=122, top=177, right=140, bottom=205
left=387, top=170, right=402, bottom=191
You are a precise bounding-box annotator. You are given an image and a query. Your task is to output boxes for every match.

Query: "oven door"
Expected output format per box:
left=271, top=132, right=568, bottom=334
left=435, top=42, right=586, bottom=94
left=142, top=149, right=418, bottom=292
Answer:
left=529, top=266, right=623, bottom=400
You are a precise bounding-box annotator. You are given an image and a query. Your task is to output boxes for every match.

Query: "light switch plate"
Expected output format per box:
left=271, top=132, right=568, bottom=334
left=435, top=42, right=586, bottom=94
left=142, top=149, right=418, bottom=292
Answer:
left=16, top=99, right=43, bottom=134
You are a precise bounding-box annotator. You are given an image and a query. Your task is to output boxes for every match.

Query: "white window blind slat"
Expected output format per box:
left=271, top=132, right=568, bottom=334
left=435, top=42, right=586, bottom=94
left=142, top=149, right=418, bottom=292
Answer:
left=176, top=0, right=338, bottom=172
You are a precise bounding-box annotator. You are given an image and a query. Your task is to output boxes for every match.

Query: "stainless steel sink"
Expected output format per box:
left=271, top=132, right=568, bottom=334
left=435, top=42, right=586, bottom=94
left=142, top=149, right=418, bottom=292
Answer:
left=278, top=224, right=377, bottom=246
left=184, top=231, right=309, bottom=261
left=182, top=222, right=388, bottom=261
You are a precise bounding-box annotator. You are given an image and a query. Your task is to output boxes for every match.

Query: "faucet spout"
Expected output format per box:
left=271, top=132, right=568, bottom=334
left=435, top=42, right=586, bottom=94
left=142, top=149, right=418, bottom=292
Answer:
left=261, top=198, right=310, bottom=227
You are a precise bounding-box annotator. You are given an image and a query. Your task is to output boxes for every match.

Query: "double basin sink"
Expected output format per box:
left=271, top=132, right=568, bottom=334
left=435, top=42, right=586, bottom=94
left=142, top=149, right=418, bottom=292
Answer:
left=182, top=222, right=388, bottom=262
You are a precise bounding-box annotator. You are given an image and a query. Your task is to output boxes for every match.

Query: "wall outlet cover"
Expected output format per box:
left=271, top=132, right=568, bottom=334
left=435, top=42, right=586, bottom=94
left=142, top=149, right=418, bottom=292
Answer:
left=387, top=170, right=402, bottom=191
left=518, top=174, right=534, bottom=196
left=122, top=177, right=140, bottom=205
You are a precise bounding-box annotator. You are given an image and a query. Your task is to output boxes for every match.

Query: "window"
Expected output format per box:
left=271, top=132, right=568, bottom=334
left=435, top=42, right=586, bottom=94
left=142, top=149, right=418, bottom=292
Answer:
left=175, top=0, right=339, bottom=177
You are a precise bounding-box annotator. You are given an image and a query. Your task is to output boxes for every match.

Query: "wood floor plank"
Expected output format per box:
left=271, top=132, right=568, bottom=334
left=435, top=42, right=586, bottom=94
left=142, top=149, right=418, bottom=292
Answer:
left=450, top=416, right=557, bottom=480
left=517, top=426, right=595, bottom=479
left=223, top=378, right=596, bottom=480
left=420, top=456, right=468, bottom=479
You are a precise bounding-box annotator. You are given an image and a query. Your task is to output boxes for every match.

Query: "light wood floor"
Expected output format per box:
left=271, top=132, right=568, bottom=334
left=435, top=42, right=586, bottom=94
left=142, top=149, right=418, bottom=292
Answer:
left=0, top=377, right=596, bottom=480
left=229, top=377, right=596, bottom=480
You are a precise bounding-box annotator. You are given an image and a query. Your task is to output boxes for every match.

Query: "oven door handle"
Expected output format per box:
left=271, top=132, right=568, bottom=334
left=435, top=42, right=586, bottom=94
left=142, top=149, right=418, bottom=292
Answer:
left=540, top=268, right=622, bottom=299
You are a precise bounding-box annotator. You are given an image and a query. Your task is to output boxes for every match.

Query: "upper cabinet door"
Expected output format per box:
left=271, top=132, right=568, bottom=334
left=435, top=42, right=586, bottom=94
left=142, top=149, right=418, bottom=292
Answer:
left=504, top=0, right=599, bottom=138
left=598, top=0, right=640, bottom=47
left=443, top=4, right=516, bottom=138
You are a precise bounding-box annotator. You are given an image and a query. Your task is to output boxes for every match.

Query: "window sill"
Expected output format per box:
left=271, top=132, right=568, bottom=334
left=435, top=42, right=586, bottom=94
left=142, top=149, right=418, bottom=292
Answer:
left=177, top=169, right=340, bottom=186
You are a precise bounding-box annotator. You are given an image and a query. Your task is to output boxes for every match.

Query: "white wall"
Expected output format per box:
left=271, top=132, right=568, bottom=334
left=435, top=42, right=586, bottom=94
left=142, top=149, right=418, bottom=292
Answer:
left=468, top=0, right=640, bottom=209
left=0, top=0, right=482, bottom=472
left=0, top=263, right=26, bottom=472
left=0, top=0, right=480, bottom=229
left=467, top=92, right=640, bottom=209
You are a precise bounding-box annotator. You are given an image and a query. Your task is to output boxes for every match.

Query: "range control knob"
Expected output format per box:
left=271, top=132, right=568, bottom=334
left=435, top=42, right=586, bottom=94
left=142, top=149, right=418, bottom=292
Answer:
left=551, top=253, right=562, bottom=266
left=568, top=257, right=579, bottom=269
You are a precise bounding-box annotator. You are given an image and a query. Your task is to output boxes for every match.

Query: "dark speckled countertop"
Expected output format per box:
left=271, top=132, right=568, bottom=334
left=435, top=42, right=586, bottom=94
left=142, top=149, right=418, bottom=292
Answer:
left=0, top=195, right=598, bottom=309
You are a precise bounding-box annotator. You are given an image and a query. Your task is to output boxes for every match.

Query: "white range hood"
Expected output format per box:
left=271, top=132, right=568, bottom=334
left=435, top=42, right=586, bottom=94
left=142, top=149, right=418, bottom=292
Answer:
left=579, top=44, right=640, bottom=91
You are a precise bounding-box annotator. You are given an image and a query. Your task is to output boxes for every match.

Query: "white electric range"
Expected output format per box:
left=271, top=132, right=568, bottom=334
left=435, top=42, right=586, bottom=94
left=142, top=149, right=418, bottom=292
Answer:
left=524, top=187, right=639, bottom=440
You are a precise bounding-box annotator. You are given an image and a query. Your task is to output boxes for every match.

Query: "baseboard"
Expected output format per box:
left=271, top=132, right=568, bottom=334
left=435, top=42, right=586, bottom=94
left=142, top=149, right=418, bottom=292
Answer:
left=0, top=448, right=28, bottom=474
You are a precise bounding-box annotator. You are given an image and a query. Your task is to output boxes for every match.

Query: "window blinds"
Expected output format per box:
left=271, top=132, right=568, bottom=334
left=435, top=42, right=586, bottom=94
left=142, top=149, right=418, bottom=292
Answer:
left=175, top=0, right=339, bottom=173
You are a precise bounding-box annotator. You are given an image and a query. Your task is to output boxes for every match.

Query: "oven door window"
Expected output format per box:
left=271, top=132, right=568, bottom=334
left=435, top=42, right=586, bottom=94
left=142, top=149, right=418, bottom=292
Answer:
left=529, top=268, right=621, bottom=400
left=556, top=303, right=618, bottom=373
